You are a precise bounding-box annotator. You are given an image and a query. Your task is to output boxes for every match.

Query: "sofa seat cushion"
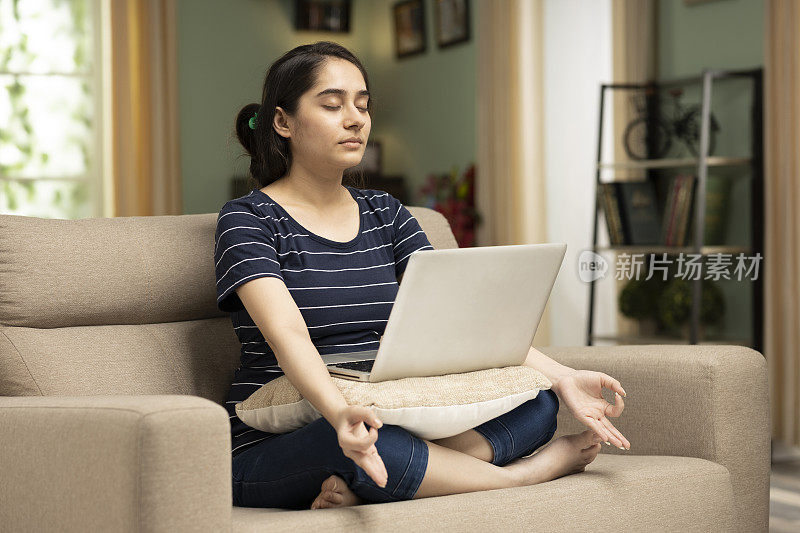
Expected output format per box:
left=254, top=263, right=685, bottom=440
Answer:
left=235, top=365, right=552, bottom=440
left=231, top=454, right=734, bottom=532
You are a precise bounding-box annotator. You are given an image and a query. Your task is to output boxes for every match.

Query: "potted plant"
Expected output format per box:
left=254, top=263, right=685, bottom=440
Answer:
left=618, top=276, right=667, bottom=336
left=657, top=278, right=725, bottom=338
left=417, top=163, right=481, bottom=247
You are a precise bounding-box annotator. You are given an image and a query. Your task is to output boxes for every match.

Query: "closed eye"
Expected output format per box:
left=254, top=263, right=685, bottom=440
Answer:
left=324, top=105, right=368, bottom=112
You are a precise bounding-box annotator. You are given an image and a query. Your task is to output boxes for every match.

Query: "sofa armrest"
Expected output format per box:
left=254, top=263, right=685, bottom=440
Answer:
left=539, top=344, right=769, bottom=533
left=0, top=395, right=231, bottom=533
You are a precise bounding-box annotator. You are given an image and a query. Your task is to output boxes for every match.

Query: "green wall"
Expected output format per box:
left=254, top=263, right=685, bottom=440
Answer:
left=655, top=0, right=764, bottom=345
left=177, top=0, right=476, bottom=215
left=658, top=0, right=763, bottom=78
left=363, top=0, right=477, bottom=208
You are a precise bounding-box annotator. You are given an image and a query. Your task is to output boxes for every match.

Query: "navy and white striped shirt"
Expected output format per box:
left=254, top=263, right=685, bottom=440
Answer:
left=214, top=185, right=435, bottom=456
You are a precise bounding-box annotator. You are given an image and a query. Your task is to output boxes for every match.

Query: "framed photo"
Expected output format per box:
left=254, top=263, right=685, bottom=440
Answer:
left=295, top=0, right=351, bottom=33
left=393, top=0, right=426, bottom=59
left=434, top=0, right=470, bottom=48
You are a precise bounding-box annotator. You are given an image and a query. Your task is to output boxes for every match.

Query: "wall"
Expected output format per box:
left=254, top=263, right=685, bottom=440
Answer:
left=658, top=0, right=763, bottom=78
left=363, top=0, right=477, bottom=205
left=176, top=0, right=476, bottom=215
left=544, top=0, right=615, bottom=347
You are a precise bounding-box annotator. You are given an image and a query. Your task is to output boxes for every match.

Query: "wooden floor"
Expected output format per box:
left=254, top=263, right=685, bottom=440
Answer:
left=770, top=440, right=800, bottom=532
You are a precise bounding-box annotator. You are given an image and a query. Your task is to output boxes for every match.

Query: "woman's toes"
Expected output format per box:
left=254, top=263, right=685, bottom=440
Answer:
left=579, top=429, right=598, bottom=447
left=311, top=475, right=364, bottom=510
left=312, top=492, right=341, bottom=509
left=323, top=490, right=343, bottom=504
left=321, top=475, right=339, bottom=493
left=581, top=443, right=601, bottom=463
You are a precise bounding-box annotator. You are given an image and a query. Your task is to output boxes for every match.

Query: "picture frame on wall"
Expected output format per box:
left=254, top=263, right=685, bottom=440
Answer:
left=295, top=0, right=352, bottom=33
left=434, top=0, right=470, bottom=48
left=393, top=0, right=426, bottom=59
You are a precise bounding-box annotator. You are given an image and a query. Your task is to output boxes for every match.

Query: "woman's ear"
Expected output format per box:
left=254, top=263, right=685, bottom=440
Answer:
left=273, top=106, right=291, bottom=140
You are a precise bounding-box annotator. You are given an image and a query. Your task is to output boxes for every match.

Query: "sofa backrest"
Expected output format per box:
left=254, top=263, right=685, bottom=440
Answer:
left=0, top=207, right=458, bottom=404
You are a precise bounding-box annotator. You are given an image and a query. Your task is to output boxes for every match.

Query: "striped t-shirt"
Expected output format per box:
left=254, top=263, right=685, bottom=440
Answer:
left=213, top=185, right=435, bottom=456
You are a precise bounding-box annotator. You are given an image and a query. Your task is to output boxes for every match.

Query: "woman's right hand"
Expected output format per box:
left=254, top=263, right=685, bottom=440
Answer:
left=334, top=405, right=388, bottom=488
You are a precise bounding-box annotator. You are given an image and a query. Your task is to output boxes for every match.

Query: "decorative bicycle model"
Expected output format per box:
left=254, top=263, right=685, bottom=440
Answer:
left=623, top=86, right=721, bottom=160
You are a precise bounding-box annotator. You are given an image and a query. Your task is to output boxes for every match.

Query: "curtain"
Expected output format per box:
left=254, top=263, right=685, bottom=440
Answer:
left=107, top=0, right=182, bottom=217
left=764, top=0, right=800, bottom=447
left=476, top=0, right=549, bottom=345
left=610, top=0, right=657, bottom=338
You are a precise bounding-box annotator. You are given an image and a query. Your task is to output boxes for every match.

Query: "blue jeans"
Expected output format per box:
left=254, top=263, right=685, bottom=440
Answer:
left=231, top=389, right=559, bottom=509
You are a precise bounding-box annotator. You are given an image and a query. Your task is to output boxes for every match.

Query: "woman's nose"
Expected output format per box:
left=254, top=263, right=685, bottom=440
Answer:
left=344, top=103, right=365, bottom=125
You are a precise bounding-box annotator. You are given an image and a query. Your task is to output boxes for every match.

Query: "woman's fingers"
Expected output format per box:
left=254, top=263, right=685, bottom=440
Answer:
left=600, top=416, right=630, bottom=449
left=583, top=415, right=612, bottom=443
left=605, top=392, right=625, bottom=417
left=341, top=424, right=379, bottom=452
left=340, top=427, right=387, bottom=486
left=346, top=406, right=383, bottom=430
left=600, top=373, right=627, bottom=398
left=357, top=448, right=388, bottom=487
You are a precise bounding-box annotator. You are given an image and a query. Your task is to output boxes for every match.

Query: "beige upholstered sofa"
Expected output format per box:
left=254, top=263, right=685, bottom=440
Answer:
left=0, top=207, right=769, bottom=532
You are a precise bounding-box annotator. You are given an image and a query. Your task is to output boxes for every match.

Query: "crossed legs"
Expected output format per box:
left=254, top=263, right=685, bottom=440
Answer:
left=431, top=429, right=495, bottom=463
left=312, top=392, right=565, bottom=507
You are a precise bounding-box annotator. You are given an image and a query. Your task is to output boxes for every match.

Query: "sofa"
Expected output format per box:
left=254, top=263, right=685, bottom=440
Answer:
left=0, top=206, right=769, bottom=532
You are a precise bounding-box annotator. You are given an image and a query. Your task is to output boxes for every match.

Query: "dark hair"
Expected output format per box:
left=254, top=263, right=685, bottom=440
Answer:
left=234, top=41, right=372, bottom=190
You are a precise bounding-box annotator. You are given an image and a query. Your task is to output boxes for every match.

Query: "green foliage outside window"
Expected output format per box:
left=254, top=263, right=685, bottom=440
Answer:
left=0, top=0, right=95, bottom=219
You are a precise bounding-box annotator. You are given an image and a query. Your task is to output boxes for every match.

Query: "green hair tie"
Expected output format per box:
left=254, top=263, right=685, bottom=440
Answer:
left=248, top=112, right=258, bottom=130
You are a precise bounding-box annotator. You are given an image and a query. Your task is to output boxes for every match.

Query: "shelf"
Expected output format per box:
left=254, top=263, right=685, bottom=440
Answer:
left=589, top=68, right=764, bottom=353
left=601, top=174, right=753, bottom=184
left=594, top=245, right=752, bottom=255
left=591, top=334, right=751, bottom=347
left=597, top=156, right=752, bottom=171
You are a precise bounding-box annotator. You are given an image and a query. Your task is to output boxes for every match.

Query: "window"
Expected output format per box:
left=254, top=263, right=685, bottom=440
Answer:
left=0, top=0, right=104, bottom=219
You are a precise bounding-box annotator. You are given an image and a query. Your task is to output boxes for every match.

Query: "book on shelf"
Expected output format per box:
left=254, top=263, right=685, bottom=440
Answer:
left=599, top=183, right=626, bottom=245
left=703, top=175, right=731, bottom=245
left=602, top=172, right=729, bottom=248
left=661, top=173, right=730, bottom=247
left=661, top=174, right=680, bottom=246
left=616, top=180, right=661, bottom=245
left=600, top=181, right=661, bottom=246
left=661, top=173, right=696, bottom=247
left=676, top=175, right=696, bottom=246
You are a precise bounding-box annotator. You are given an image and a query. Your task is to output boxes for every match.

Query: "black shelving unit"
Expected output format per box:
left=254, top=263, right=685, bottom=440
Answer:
left=586, top=67, right=764, bottom=353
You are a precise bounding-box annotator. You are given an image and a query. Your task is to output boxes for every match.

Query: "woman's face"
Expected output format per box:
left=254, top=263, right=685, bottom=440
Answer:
left=275, top=58, right=371, bottom=173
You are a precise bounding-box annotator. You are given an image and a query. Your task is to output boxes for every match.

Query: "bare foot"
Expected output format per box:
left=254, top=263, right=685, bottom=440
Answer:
left=310, top=475, right=366, bottom=510
left=504, top=429, right=603, bottom=487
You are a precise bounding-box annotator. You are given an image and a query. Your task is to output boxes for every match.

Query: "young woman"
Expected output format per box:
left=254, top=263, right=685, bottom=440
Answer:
left=214, top=41, right=630, bottom=511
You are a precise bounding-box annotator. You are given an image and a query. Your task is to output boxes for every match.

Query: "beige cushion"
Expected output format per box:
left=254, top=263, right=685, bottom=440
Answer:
left=235, top=365, right=552, bottom=440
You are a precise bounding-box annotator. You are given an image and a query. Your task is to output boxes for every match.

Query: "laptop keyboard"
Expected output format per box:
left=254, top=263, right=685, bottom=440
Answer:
left=329, top=359, right=375, bottom=372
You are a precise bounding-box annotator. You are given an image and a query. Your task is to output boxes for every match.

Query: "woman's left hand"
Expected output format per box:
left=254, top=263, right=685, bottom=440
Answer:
left=552, top=370, right=631, bottom=450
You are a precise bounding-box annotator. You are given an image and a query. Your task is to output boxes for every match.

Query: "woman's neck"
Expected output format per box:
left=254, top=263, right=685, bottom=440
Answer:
left=267, top=173, right=349, bottom=210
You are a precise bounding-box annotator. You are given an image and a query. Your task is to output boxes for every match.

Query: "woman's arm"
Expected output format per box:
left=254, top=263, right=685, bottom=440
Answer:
left=522, top=346, right=576, bottom=395
left=236, top=277, right=350, bottom=425
left=271, top=328, right=351, bottom=425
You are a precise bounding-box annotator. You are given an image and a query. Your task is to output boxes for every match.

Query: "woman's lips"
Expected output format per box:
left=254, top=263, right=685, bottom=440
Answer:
left=340, top=141, right=362, bottom=148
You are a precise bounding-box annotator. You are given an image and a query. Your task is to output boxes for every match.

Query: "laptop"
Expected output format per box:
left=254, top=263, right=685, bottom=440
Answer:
left=322, top=242, right=568, bottom=382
